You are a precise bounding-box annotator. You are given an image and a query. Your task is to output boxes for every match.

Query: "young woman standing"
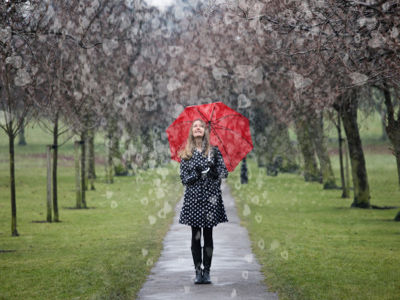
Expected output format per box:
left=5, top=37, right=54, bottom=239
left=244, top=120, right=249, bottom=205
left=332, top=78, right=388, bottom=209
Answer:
left=178, top=118, right=229, bottom=284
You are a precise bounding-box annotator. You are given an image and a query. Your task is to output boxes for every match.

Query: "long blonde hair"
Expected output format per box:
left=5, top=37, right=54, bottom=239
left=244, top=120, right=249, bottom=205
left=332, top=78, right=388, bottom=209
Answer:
left=178, top=118, right=212, bottom=160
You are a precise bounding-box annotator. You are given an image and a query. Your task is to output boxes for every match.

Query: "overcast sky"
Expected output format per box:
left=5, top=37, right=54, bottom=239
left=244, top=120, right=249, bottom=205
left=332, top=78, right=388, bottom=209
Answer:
left=144, top=0, right=176, bottom=11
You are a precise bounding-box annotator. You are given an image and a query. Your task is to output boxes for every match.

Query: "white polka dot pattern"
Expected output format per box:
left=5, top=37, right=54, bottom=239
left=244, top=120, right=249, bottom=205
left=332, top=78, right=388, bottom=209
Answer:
left=179, top=146, right=229, bottom=228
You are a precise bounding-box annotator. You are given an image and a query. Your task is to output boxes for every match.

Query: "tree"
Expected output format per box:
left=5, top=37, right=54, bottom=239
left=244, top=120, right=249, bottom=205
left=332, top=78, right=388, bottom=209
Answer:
left=0, top=1, right=46, bottom=236
left=228, top=0, right=400, bottom=207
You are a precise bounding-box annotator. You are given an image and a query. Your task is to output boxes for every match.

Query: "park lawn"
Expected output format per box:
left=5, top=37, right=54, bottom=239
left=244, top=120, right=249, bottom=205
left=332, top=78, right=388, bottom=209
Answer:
left=0, top=133, right=183, bottom=299
left=227, top=152, right=400, bottom=300
left=0, top=120, right=108, bottom=157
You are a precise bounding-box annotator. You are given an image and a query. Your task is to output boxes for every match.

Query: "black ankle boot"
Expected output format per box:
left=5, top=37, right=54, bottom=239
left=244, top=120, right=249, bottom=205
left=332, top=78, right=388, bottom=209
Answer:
left=191, top=246, right=203, bottom=284
left=202, top=246, right=213, bottom=284
left=195, top=266, right=203, bottom=284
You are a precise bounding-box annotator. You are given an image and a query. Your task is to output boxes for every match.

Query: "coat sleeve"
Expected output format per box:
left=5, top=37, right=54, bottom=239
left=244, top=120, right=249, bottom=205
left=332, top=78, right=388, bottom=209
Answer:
left=214, top=147, right=228, bottom=179
left=180, top=158, right=200, bottom=185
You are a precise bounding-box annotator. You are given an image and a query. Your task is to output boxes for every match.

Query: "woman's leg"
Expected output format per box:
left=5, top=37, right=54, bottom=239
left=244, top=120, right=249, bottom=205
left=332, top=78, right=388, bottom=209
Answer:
left=202, top=226, right=214, bottom=283
left=191, top=226, right=202, bottom=249
left=191, top=226, right=203, bottom=283
left=191, top=227, right=202, bottom=265
left=203, top=226, right=213, bottom=248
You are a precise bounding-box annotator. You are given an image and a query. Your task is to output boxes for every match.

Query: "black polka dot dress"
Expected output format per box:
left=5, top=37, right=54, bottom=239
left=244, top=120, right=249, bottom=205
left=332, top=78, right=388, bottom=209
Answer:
left=179, top=145, right=229, bottom=228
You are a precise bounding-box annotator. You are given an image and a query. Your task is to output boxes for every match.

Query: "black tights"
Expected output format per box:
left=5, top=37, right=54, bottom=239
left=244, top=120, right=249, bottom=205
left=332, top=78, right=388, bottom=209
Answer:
left=191, top=226, right=213, bottom=249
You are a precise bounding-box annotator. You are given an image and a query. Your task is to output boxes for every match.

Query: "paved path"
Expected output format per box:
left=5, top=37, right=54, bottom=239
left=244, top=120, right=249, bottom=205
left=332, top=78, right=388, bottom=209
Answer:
left=136, top=181, right=279, bottom=300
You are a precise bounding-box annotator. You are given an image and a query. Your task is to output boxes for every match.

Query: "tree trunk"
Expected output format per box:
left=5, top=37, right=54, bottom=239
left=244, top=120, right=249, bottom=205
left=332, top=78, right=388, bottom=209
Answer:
left=337, top=113, right=349, bottom=197
left=310, top=112, right=336, bottom=189
left=80, top=132, right=87, bottom=208
left=252, top=103, right=270, bottom=169
left=106, top=138, right=114, bottom=184
left=105, top=120, right=114, bottom=183
left=381, top=84, right=400, bottom=187
left=254, top=129, right=269, bottom=169
left=380, top=109, right=388, bottom=141
left=344, top=138, right=351, bottom=198
left=111, top=118, right=122, bottom=161
left=18, top=124, right=26, bottom=146
left=9, top=131, right=19, bottom=236
left=264, top=121, right=298, bottom=175
left=142, top=127, right=155, bottom=169
left=338, top=89, right=370, bottom=208
left=395, top=151, right=400, bottom=188
left=75, top=141, right=82, bottom=208
left=87, top=128, right=96, bottom=190
left=46, top=145, right=52, bottom=222
left=52, top=113, right=59, bottom=221
left=294, top=115, right=320, bottom=182
left=278, top=123, right=298, bottom=173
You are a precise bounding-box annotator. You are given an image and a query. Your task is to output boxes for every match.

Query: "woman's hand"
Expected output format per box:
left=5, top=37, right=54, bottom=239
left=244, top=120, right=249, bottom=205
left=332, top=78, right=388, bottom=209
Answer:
left=194, top=164, right=204, bottom=175
left=208, top=165, right=219, bottom=179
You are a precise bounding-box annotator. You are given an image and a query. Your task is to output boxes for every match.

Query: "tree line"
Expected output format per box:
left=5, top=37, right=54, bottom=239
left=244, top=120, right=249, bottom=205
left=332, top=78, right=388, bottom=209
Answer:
left=1, top=0, right=399, bottom=237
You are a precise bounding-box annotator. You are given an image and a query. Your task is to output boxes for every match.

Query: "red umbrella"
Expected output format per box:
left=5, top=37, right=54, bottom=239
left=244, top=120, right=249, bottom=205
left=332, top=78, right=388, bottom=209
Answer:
left=166, top=102, right=253, bottom=172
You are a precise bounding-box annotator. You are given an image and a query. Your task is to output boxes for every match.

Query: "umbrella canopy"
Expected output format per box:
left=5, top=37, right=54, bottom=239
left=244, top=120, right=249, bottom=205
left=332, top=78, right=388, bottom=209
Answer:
left=166, top=102, right=253, bottom=172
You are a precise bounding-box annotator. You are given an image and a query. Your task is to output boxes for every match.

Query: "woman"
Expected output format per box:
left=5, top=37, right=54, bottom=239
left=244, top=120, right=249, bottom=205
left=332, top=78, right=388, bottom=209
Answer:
left=178, top=118, right=229, bottom=284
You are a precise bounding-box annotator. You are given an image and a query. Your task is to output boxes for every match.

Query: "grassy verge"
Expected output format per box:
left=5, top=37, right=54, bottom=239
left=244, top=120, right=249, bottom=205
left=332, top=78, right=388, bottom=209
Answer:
left=227, top=153, right=400, bottom=300
left=0, top=121, right=107, bottom=157
left=0, top=127, right=183, bottom=299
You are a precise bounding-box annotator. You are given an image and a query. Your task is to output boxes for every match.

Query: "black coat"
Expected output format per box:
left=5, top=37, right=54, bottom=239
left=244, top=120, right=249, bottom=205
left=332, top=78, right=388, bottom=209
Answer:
left=178, top=145, right=229, bottom=228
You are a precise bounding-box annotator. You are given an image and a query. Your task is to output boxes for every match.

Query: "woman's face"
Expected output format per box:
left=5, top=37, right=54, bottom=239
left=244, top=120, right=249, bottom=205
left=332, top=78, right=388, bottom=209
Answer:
left=192, top=120, right=205, bottom=138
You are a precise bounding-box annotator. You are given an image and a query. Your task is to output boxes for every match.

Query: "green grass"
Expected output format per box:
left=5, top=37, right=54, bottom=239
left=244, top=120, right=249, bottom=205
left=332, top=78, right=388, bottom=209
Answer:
left=227, top=152, right=400, bottom=300
left=325, top=110, right=389, bottom=147
left=0, top=125, right=183, bottom=299
left=0, top=120, right=108, bottom=157
left=1, top=113, right=399, bottom=299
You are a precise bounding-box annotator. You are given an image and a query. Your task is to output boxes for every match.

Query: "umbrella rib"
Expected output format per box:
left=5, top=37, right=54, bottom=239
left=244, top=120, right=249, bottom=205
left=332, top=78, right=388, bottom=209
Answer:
left=210, top=125, right=234, bottom=170
left=195, top=107, right=209, bottom=122
left=210, top=103, right=216, bottom=122
left=214, top=113, right=242, bottom=123
left=212, top=124, right=253, bottom=147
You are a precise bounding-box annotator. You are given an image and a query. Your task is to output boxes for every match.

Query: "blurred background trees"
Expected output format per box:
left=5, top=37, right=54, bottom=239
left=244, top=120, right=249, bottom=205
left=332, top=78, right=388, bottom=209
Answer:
left=2, top=0, right=400, bottom=235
